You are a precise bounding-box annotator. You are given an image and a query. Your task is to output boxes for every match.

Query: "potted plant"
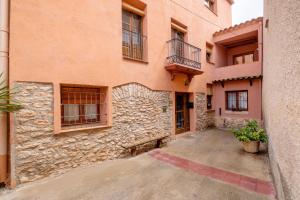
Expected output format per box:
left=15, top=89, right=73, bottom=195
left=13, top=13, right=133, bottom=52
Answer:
left=233, top=120, right=268, bottom=153
left=0, top=73, right=22, bottom=112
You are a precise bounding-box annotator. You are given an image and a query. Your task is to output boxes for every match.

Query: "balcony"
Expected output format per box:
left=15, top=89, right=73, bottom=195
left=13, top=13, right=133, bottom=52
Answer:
left=212, top=18, right=263, bottom=82
left=165, top=38, right=203, bottom=81
left=213, top=62, right=262, bottom=82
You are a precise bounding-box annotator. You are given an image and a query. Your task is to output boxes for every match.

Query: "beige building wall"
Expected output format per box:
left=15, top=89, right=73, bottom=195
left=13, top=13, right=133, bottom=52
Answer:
left=263, top=0, right=300, bottom=199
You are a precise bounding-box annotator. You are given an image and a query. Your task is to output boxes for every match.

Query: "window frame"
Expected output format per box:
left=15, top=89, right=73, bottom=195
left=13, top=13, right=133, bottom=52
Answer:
left=233, top=51, right=255, bottom=65
left=207, top=95, right=213, bottom=110
left=206, top=51, right=212, bottom=63
left=122, top=9, right=145, bottom=61
left=60, top=85, right=107, bottom=128
left=225, top=90, right=248, bottom=112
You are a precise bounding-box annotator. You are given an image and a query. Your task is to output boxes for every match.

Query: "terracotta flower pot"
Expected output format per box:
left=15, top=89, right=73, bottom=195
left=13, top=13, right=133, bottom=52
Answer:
left=242, top=141, right=260, bottom=153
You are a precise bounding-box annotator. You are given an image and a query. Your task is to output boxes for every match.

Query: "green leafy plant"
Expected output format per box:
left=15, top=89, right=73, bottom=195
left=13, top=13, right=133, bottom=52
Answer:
left=233, top=120, right=268, bottom=143
left=0, top=73, right=22, bottom=112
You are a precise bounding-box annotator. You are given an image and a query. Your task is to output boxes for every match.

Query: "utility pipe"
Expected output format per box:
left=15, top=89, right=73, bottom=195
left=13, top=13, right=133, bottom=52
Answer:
left=0, top=0, right=9, bottom=184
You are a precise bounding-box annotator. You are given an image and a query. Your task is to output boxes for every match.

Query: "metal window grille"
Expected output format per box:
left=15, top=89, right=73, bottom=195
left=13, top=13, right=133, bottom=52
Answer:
left=122, top=10, right=147, bottom=61
left=61, top=86, right=107, bottom=127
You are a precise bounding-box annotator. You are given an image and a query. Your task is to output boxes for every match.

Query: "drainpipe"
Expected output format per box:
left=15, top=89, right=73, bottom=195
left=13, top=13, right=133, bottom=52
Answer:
left=0, top=0, right=9, bottom=184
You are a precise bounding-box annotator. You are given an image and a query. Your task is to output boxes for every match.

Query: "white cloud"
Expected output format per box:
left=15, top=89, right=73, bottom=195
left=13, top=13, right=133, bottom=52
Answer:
left=232, top=0, right=263, bottom=25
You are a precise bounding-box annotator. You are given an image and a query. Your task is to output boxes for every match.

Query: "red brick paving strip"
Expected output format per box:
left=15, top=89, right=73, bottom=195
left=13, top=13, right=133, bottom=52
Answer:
left=149, top=150, right=275, bottom=197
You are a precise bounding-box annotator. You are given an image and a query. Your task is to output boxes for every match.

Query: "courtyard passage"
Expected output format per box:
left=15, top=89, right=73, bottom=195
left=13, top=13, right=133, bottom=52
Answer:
left=1, top=129, right=275, bottom=200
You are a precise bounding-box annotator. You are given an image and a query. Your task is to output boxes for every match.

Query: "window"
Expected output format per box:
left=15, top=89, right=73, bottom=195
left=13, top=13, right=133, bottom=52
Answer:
left=233, top=52, right=254, bottom=65
left=226, top=91, right=248, bottom=111
left=206, top=43, right=213, bottom=63
left=207, top=83, right=213, bottom=110
left=204, top=0, right=216, bottom=13
left=171, top=28, right=185, bottom=57
left=61, top=86, right=107, bottom=127
left=122, top=10, right=145, bottom=61
left=207, top=95, right=212, bottom=110
left=171, top=28, right=185, bottom=41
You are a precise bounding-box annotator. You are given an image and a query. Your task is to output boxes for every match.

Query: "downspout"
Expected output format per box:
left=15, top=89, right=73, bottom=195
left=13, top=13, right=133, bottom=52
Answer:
left=0, top=0, right=9, bottom=184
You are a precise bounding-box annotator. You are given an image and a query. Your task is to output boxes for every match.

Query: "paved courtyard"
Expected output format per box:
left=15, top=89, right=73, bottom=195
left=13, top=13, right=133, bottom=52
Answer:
left=0, top=129, right=275, bottom=200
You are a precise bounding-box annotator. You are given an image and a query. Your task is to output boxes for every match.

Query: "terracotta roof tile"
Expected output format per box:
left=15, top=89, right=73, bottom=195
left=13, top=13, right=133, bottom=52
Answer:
left=213, top=17, right=263, bottom=37
left=212, top=75, right=262, bottom=83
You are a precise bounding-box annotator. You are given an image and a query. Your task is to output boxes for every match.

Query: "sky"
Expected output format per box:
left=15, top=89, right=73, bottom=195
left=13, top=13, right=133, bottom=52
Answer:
left=232, top=0, right=263, bottom=25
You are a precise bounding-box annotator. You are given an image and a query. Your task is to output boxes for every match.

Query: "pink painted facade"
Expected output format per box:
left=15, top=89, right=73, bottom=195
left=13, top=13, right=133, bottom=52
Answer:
left=210, top=18, right=263, bottom=128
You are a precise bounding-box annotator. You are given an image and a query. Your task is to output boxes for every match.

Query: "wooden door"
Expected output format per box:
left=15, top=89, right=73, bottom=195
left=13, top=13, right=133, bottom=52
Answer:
left=175, top=93, right=190, bottom=134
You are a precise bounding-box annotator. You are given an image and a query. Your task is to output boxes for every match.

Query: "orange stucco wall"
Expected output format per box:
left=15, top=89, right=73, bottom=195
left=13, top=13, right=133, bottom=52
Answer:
left=8, top=0, right=232, bottom=133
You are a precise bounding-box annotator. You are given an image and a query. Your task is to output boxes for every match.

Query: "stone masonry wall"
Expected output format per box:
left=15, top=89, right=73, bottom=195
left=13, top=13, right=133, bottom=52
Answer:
left=215, top=117, right=262, bottom=129
left=13, top=82, right=172, bottom=184
left=195, top=93, right=208, bottom=131
left=206, top=110, right=215, bottom=128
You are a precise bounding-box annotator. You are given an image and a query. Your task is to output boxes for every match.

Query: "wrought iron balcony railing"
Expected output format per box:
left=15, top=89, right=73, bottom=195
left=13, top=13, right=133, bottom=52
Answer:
left=122, top=29, right=147, bottom=61
left=166, top=38, right=201, bottom=69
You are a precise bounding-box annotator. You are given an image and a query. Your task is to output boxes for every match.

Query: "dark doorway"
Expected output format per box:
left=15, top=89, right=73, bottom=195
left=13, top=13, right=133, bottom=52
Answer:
left=175, top=92, right=190, bottom=134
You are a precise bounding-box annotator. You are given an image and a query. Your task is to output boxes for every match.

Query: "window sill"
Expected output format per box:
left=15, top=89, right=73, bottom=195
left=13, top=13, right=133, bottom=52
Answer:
left=58, top=124, right=111, bottom=134
left=206, top=109, right=215, bottom=113
left=225, top=110, right=249, bottom=115
left=123, top=56, right=148, bottom=64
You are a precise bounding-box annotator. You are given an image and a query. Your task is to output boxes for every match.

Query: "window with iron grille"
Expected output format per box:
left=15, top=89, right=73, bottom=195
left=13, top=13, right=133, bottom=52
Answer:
left=122, top=10, right=146, bottom=61
left=61, top=86, right=107, bottom=127
left=226, top=91, right=248, bottom=111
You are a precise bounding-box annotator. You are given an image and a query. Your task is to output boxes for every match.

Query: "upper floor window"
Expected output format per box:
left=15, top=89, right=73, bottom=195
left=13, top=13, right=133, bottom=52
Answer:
left=122, top=10, right=146, bottom=61
left=207, top=84, right=213, bottom=110
left=204, top=0, right=216, bottom=13
left=233, top=52, right=254, bottom=65
left=171, top=28, right=185, bottom=57
left=171, top=28, right=185, bottom=41
left=226, top=91, right=248, bottom=111
left=61, top=85, right=107, bottom=128
left=206, top=43, right=213, bottom=63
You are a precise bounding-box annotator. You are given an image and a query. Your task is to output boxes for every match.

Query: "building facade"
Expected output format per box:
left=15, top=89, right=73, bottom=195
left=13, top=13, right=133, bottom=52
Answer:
left=263, top=0, right=300, bottom=199
left=211, top=18, right=263, bottom=128
left=0, top=0, right=264, bottom=187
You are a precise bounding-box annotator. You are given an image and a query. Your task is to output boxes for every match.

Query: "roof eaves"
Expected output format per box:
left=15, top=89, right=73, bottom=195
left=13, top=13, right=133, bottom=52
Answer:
left=212, top=75, right=262, bottom=83
left=213, top=17, right=263, bottom=37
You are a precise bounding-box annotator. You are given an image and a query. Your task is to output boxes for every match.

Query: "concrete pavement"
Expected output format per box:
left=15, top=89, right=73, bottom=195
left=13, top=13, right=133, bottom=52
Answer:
left=0, top=129, right=275, bottom=200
